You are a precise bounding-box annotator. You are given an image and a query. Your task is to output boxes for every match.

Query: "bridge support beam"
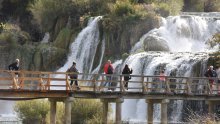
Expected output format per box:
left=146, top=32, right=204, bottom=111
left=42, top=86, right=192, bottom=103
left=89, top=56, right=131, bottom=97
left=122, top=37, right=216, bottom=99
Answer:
left=161, top=99, right=169, bottom=124
left=116, top=98, right=124, bottom=124
left=146, top=99, right=169, bottom=124
left=101, top=99, right=109, bottom=124
left=208, top=101, right=214, bottom=114
left=146, top=99, right=153, bottom=124
left=65, top=97, right=73, bottom=124
left=50, top=99, right=57, bottom=124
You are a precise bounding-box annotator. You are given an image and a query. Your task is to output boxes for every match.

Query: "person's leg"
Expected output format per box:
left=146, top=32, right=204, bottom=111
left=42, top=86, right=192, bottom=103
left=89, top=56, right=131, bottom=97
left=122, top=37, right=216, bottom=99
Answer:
left=106, top=76, right=111, bottom=90
left=74, top=77, right=80, bottom=90
left=124, top=78, right=128, bottom=90
left=109, top=76, right=113, bottom=90
left=218, top=80, right=220, bottom=94
left=70, top=79, right=73, bottom=86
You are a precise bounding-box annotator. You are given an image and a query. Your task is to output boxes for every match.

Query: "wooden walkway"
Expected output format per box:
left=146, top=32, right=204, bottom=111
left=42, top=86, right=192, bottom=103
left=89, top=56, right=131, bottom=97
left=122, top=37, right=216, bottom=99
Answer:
left=0, top=70, right=219, bottom=100
left=1, top=70, right=220, bottom=124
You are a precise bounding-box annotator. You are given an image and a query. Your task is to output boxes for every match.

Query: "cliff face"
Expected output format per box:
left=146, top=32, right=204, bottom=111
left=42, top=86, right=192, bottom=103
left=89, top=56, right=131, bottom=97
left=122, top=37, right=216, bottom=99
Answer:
left=0, top=15, right=160, bottom=72
left=0, top=44, right=66, bottom=71
left=101, top=16, right=161, bottom=60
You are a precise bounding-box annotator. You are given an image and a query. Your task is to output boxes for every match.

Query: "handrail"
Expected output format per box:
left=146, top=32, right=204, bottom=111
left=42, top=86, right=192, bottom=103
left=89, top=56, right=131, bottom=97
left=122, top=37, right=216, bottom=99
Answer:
left=0, top=70, right=220, bottom=96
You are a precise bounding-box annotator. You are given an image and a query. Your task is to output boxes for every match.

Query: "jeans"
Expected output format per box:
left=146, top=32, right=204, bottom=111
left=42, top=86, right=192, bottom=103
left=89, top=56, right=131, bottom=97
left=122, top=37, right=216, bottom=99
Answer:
left=103, top=76, right=112, bottom=88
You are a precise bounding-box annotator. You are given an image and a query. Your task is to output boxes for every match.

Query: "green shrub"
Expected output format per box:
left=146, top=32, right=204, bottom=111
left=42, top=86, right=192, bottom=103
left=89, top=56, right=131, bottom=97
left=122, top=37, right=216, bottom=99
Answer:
left=71, top=99, right=103, bottom=124
left=113, top=0, right=134, bottom=17
left=155, top=0, right=184, bottom=16
left=204, top=0, right=220, bottom=12
left=15, top=99, right=50, bottom=124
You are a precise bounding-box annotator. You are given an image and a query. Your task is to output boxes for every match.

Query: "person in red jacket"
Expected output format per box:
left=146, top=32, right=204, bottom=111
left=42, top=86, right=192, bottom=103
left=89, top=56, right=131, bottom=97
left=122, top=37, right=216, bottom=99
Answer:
left=103, top=60, right=114, bottom=90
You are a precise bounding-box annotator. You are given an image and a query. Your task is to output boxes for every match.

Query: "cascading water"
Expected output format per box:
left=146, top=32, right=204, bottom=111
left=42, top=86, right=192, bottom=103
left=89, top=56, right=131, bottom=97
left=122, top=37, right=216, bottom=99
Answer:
left=57, top=16, right=103, bottom=74
left=54, top=13, right=220, bottom=123
left=120, top=13, right=220, bottom=123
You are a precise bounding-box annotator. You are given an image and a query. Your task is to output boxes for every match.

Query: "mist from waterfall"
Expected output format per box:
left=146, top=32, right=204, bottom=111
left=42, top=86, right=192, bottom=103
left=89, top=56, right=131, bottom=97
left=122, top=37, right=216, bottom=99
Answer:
left=131, top=15, right=220, bottom=53
left=121, top=14, right=220, bottom=123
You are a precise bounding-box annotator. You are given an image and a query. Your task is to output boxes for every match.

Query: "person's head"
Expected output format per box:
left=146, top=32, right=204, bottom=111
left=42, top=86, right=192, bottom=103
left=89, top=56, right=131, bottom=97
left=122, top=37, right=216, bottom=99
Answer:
left=161, top=70, right=164, bottom=73
left=15, top=59, right=19, bottom=63
left=125, top=64, right=129, bottom=68
left=73, top=61, right=76, bottom=66
left=108, top=60, right=111, bottom=64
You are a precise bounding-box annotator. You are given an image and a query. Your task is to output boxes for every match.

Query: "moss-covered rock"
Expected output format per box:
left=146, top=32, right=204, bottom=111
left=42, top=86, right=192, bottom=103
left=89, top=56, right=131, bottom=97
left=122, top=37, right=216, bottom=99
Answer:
left=32, top=44, right=67, bottom=71
left=53, top=28, right=73, bottom=49
left=101, top=14, right=161, bottom=58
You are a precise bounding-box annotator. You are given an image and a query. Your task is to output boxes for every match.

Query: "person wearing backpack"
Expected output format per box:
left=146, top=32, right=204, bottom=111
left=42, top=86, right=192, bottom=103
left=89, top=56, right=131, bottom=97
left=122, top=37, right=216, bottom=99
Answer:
left=67, top=61, right=80, bottom=90
left=104, top=60, right=114, bottom=90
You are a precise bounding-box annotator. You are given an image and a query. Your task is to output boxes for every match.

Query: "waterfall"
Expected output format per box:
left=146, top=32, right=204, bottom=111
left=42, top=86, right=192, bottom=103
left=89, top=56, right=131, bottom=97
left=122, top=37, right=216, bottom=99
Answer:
left=53, top=13, right=219, bottom=122
left=57, top=16, right=102, bottom=74
left=121, top=13, right=220, bottom=123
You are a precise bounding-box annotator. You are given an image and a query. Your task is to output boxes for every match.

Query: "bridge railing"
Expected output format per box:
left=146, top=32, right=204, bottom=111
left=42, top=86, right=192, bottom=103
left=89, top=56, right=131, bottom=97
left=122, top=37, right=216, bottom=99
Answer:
left=0, top=70, right=219, bottom=95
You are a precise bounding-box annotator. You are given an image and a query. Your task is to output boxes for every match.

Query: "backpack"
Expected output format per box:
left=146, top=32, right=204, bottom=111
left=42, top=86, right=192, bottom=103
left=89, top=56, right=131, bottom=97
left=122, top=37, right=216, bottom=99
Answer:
left=107, top=65, right=113, bottom=74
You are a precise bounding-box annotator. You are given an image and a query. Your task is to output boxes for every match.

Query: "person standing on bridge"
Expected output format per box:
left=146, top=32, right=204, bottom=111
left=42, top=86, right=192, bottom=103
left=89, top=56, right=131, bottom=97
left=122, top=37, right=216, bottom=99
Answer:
left=104, top=60, right=114, bottom=91
left=122, top=64, right=132, bottom=90
left=8, top=59, right=20, bottom=72
left=67, top=61, right=80, bottom=90
left=159, top=70, right=166, bottom=92
left=8, top=59, right=20, bottom=89
left=216, top=66, right=220, bottom=94
left=205, top=65, right=217, bottom=92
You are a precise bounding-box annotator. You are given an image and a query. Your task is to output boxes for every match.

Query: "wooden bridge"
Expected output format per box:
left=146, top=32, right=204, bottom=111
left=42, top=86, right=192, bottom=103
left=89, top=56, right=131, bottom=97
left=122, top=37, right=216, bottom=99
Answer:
left=0, top=70, right=220, bottom=124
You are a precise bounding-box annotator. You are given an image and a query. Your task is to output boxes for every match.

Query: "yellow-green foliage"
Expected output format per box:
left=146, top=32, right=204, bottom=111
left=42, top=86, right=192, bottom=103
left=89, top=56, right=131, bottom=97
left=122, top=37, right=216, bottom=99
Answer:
left=112, top=0, right=134, bottom=17
left=0, top=23, right=30, bottom=47
left=71, top=99, right=103, bottom=124
left=29, top=0, right=72, bottom=32
left=155, top=0, right=184, bottom=16
left=0, top=32, right=16, bottom=47
left=15, top=99, right=50, bottom=124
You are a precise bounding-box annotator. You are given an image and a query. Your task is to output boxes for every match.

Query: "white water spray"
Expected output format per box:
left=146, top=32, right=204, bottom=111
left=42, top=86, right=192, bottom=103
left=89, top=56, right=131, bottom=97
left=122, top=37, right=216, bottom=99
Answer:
left=122, top=13, right=220, bottom=123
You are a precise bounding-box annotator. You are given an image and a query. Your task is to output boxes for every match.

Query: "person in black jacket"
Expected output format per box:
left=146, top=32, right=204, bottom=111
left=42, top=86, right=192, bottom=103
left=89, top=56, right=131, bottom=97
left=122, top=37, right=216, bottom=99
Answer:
left=8, top=59, right=20, bottom=71
left=8, top=59, right=20, bottom=89
left=122, top=64, right=132, bottom=90
left=67, top=62, right=80, bottom=90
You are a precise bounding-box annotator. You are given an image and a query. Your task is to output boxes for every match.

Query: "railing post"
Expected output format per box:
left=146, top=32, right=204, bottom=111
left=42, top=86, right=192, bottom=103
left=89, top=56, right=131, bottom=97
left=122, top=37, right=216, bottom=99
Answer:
left=186, top=77, right=192, bottom=95
left=48, top=74, right=51, bottom=91
left=99, top=75, right=104, bottom=91
left=165, top=77, right=171, bottom=93
left=142, top=75, right=146, bottom=94
left=10, top=72, right=18, bottom=89
left=19, top=70, right=24, bottom=89
left=39, top=72, right=43, bottom=91
left=146, top=77, right=149, bottom=93
left=66, top=73, right=71, bottom=92
left=120, top=75, right=124, bottom=93
left=207, top=78, right=212, bottom=95
left=93, top=74, right=97, bottom=92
